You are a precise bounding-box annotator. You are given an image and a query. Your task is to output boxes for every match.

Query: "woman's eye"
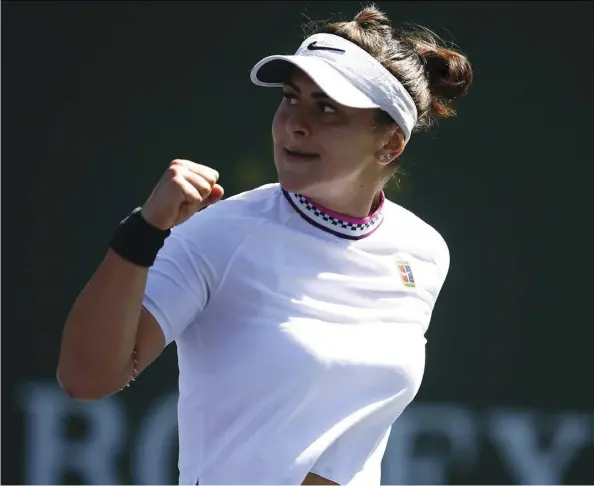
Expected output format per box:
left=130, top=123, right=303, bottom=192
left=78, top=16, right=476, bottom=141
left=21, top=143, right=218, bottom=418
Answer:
left=282, top=93, right=298, bottom=105
left=320, top=103, right=336, bottom=114
left=282, top=93, right=336, bottom=113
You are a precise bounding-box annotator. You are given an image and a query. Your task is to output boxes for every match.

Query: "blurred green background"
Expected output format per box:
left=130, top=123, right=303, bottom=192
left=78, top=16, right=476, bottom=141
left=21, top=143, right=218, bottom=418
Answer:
left=3, top=1, right=593, bottom=484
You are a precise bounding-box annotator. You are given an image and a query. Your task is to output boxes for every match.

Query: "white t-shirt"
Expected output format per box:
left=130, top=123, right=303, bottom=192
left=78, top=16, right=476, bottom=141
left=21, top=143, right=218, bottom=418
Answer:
left=142, top=183, right=450, bottom=485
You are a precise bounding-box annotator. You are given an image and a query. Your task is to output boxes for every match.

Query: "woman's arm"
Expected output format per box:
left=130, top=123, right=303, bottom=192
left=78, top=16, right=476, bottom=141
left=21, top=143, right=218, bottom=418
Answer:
left=302, top=472, right=339, bottom=485
left=57, top=249, right=166, bottom=400
left=57, top=159, right=223, bottom=400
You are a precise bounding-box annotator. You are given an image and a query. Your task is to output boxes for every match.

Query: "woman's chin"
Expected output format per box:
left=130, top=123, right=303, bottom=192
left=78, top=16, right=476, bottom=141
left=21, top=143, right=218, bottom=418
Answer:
left=277, top=175, right=312, bottom=195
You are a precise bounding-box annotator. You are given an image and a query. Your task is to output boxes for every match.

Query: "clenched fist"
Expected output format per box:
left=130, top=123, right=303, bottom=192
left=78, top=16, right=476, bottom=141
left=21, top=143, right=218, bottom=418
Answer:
left=141, top=159, right=224, bottom=230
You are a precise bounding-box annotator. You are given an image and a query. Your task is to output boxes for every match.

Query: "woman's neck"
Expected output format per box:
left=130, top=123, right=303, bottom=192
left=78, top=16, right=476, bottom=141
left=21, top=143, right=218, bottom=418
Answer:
left=301, top=187, right=384, bottom=220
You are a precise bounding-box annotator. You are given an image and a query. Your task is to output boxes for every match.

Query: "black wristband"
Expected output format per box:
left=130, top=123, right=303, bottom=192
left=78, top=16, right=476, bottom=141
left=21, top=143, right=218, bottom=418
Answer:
left=109, top=207, right=171, bottom=267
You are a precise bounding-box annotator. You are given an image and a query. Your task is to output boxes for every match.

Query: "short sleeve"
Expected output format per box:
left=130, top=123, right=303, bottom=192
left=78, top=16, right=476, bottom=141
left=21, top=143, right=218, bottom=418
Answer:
left=142, top=211, right=220, bottom=346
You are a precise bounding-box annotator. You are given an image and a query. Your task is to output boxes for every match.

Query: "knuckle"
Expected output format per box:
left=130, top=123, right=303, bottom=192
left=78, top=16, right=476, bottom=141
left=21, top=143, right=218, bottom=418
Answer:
left=170, top=174, right=186, bottom=188
left=190, top=172, right=209, bottom=189
left=165, top=165, right=180, bottom=178
left=193, top=164, right=217, bottom=183
left=196, top=181, right=212, bottom=195
left=187, top=193, right=203, bottom=205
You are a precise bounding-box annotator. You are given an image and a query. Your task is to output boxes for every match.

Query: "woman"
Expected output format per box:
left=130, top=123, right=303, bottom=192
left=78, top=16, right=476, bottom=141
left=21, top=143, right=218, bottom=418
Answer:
left=57, top=4, right=472, bottom=485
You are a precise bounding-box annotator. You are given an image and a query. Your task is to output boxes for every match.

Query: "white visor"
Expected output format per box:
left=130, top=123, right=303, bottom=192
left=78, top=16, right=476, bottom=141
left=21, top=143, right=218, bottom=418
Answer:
left=250, top=33, right=418, bottom=140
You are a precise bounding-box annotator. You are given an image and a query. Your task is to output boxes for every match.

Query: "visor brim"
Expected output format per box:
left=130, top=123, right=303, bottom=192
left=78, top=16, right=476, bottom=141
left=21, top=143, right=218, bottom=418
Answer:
left=251, top=55, right=381, bottom=110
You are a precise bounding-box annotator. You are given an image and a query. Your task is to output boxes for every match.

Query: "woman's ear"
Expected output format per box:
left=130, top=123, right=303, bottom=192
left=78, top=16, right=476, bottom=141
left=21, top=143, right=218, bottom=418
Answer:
left=375, top=125, right=406, bottom=166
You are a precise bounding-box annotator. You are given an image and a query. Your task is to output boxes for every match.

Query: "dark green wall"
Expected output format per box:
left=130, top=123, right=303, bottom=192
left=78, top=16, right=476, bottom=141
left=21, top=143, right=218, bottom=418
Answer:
left=3, top=1, right=593, bottom=484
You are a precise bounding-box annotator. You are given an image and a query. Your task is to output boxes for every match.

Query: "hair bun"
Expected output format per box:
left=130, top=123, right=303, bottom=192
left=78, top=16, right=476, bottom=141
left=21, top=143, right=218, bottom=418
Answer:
left=407, top=33, right=473, bottom=118
left=353, top=6, right=393, bottom=31
left=304, top=3, right=473, bottom=130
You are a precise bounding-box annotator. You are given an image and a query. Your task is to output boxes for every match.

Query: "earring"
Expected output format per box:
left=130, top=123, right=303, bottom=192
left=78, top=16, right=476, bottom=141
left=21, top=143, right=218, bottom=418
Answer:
left=380, top=154, right=391, bottom=161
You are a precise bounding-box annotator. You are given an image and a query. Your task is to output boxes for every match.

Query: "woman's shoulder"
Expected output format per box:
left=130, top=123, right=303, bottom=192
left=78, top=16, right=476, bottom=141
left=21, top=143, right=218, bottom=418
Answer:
left=382, top=198, right=450, bottom=269
left=217, top=182, right=283, bottom=211
left=171, top=183, right=283, bottom=241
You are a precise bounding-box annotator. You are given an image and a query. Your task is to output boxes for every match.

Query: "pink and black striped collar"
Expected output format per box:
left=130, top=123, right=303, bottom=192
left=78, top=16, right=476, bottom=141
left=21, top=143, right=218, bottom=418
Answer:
left=283, top=189, right=384, bottom=240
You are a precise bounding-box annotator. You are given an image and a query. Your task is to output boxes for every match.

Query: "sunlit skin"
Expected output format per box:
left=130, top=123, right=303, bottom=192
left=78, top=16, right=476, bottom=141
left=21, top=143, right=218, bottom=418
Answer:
left=272, top=69, right=406, bottom=219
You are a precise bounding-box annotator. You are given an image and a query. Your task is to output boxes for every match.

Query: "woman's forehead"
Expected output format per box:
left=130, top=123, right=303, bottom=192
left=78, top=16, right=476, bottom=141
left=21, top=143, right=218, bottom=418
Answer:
left=286, top=69, right=380, bottom=121
left=285, top=68, right=325, bottom=93
left=282, top=66, right=384, bottom=129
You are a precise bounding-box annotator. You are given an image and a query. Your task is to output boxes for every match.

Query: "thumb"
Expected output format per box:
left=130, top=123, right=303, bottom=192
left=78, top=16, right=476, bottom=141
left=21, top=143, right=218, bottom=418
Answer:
left=206, top=184, right=224, bottom=204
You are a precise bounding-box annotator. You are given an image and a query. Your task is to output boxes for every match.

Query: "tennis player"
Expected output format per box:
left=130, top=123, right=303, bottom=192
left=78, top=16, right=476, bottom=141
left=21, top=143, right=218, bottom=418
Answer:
left=58, top=4, right=472, bottom=485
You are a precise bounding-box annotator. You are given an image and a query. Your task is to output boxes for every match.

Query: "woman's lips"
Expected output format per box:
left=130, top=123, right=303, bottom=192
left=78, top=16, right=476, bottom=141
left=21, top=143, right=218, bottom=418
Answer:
left=283, top=147, right=319, bottom=162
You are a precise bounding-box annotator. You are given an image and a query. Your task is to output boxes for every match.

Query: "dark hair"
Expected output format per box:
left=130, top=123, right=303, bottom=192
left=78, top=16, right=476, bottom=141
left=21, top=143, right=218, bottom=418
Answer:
left=303, top=3, right=473, bottom=132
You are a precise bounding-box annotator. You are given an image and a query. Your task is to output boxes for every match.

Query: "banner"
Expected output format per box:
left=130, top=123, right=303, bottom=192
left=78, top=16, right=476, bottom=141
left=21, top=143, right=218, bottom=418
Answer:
left=18, top=382, right=594, bottom=485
